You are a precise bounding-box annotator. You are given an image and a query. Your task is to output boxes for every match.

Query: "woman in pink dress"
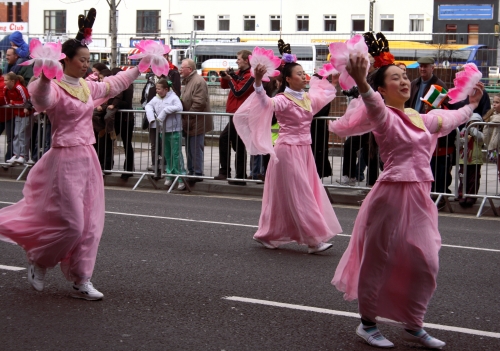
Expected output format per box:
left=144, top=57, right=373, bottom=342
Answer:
left=330, top=54, right=483, bottom=348
left=234, top=61, right=342, bottom=254
left=0, top=9, right=140, bottom=300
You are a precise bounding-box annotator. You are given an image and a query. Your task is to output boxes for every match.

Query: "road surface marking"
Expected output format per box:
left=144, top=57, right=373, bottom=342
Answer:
left=1, top=202, right=499, bottom=253
left=223, top=296, right=500, bottom=339
left=0, top=264, right=25, bottom=271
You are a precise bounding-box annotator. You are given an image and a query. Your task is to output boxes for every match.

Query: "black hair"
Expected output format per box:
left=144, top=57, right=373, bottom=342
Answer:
left=278, top=62, right=301, bottom=93
left=371, top=64, right=395, bottom=93
left=92, top=62, right=108, bottom=72
left=156, top=78, right=171, bottom=90
left=99, top=69, right=112, bottom=78
left=110, top=67, right=122, bottom=75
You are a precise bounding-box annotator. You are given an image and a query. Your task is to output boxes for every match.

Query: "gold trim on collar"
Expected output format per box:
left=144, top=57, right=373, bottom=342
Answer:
left=283, top=92, right=311, bottom=112
left=404, top=108, right=427, bottom=132
left=55, top=78, right=90, bottom=103
left=436, top=116, right=443, bottom=133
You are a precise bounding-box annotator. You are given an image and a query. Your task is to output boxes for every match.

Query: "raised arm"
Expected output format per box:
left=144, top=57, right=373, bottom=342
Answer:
left=28, top=75, right=59, bottom=112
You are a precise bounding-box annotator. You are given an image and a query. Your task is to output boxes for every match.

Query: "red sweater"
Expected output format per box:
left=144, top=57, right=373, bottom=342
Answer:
left=4, top=81, right=30, bottom=117
left=220, top=67, right=255, bottom=113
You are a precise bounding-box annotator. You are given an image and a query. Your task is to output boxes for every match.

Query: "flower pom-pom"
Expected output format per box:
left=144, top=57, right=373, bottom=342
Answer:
left=282, top=53, right=297, bottom=64
left=373, top=51, right=395, bottom=68
left=447, top=63, right=483, bottom=104
left=328, top=35, right=369, bottom=90
left=317, top=63, right=338, bottom=79
left=19, top=39, right=66, bottom=81
left=249, top=46, right=281, bottom=82
left=81, top=28, right=93, bottom=46
left=129, top=40, right=171, bottom=77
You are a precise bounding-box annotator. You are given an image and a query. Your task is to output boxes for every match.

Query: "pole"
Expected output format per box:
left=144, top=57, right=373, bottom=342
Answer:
left=108, top=0, right=119, bottom=69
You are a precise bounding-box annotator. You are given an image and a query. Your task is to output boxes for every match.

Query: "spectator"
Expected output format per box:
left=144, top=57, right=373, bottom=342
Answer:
left=214, top=50, right=255, bottom=185
left=405, top=57, right=452, bottom=199
left=3, top=72, right=30, bottom=165
left=311, top=96, right=333, bottom=178
left=395, top=62, right=407, bottom=72
left=112, top=67, right=135, bottom=180
left=483, top=94, right=500, bottom=187
left=146, top=78, right=186, bottom=190
left=180, top=58, right=212, bottom=185
left=165, top=55, right=181, bottom=97
left=457, top=113, right=484, bottom=207
left=85, top=62, right=108, bottom=82
left=9, top=31, right=29, bottom=59
left=5, top=47, right=33, bottom=83
left=0, top=68, right=15, bottom=162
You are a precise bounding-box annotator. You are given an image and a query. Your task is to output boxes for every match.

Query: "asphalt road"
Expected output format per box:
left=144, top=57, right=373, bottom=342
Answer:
left=0, top=180, right=499, bottom=351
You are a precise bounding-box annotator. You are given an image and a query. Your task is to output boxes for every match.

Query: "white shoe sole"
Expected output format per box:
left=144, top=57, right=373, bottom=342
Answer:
left=70, top=292, right=104, bottom=301
left=27, top=264, right=44, bottom=292
left=253, top=237, right=276, bottom=249
left=308, top=243, right=333, bottom=254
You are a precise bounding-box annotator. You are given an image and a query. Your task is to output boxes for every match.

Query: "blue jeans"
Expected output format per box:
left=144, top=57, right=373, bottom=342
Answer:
left=12, top=116, right=31, bottom=158
left=249, top=155, right=263, bottom=179
left=0, top=119, right=14, bottom=161
left=185, top=133, right=205, bottom=176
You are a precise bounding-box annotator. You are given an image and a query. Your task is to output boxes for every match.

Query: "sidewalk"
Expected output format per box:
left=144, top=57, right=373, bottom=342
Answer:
left=1, top=141, right=499, bottom=218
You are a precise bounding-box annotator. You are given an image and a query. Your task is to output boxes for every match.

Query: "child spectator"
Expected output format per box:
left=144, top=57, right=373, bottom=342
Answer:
left=9, top=31, right=30, bottom=59
left=145, top=79, right=187, bottom=190
left=3, top=72, right=30, bottom=165
left=457, top=113, right=484, bottom=207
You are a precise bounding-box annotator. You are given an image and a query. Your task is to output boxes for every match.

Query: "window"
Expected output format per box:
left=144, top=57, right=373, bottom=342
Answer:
left=44, top=10, right=66, bottom=34
left=136, top=10, right=160, bottom=34
left=8, top=3, right=13, bottom=22
left=297, top=15, right=309, bottom=32
left=446, top=24, right=457, bottom=44
left=16, top=2, right=22, bottom=21
left=380, top=14, right=394, bottom=32
left=468, top=24, right=479, bottom=45
left=244, top=15, right=255, bottom=31
left=409, top=14, right=424, bottom=32
left=193, top=15, right=205, bottom=31
left=352, top=15, right=365, bottom=32
left=218, top=15, right=230, bottom=31
left=270, top=15, right=281, bottom=32
left=324, top=15, right=337, bottom=32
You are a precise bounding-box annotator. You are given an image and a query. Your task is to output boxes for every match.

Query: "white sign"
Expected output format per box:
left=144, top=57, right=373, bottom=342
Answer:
left=0, top=22, right=28, bottom=33
left=167, top=20, right=173, bottom=30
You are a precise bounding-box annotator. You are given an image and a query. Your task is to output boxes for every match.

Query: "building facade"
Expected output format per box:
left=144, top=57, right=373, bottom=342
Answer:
left=25, top=0, right=435, bottom=49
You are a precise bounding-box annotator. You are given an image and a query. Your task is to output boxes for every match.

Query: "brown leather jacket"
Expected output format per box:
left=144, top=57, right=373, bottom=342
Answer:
left=181, top=72, right=213, bottom=136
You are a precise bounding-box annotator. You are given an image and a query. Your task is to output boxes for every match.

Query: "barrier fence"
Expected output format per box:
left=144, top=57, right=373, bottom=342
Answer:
left=1, top=105, right=499, bottom=217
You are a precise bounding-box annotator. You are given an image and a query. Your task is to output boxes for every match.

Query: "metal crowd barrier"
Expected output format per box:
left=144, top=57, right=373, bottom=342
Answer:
left=2, top=106, right=499, bottom=217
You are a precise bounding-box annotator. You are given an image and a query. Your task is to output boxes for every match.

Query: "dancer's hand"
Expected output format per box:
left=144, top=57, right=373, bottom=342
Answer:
left=468, top=82, right=484, bottom=109
left=253, top=64, right=267, bottom=87
left=346, top=54, right=370, bottom=94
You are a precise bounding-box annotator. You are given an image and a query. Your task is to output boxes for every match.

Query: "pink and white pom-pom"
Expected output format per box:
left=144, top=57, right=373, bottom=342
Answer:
left=317, top=63, right=339, bottom=79
left=19, top=39, right=66, bottom=81
left=447, top=63, right=483, bottom=104
left=249, top=47, right=281, bottom=82
left=129, top=40, right=171, bottom=77
left=328, top=35, right=369, bottom=90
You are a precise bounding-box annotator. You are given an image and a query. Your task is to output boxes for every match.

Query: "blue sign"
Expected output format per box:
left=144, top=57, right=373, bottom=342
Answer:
left=438, top=4, right=494, bottom=20
left=129, top=38, right=165, bottom=48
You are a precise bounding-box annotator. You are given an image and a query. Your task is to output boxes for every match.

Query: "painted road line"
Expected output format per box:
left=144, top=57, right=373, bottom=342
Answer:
left=1, top=203, right=499, bottom=253
left=0, top=264, right=26, bottom=271
left=223, top=296, right=500, bottom=339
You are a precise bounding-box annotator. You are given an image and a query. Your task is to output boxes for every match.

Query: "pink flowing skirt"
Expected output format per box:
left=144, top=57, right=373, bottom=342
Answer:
left=0, top=145, right=104, bottom=284
left=332, top=181, right=440, bottom=330
left=254, top=143, right=342, bottom=247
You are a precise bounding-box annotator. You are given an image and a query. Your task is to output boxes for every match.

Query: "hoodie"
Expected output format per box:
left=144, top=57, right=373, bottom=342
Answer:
left=459, top=113, right=484, bottom=165
left=9, top=31, right=29, bottom=59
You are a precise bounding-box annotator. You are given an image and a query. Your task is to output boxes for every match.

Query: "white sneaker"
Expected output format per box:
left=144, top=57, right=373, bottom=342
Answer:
left=27, top=159, right=35, bottom=165
left=308, top=242, right=333, bottom=254
left=356, top=323, right=394, bottom=348
left=15, top=156, right=25, bottom=165
left=71, top=281, right=104, bottom=301
left=27, top=262, right=46, bottom=292
left=253, top=237, right=276, bottom=249
left=336, top=175, right=357, bottom=186
left=164, top=179, right=173, bottom=186
left=402, top=329, right=446, bottom=349
left=178, top=182, right=186, bottom=190
left=6, top=155, right=17, bottom=164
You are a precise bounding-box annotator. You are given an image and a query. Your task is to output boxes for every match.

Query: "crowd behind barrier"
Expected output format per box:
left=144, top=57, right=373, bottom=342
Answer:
left=1, top=104, right=499, bottom=216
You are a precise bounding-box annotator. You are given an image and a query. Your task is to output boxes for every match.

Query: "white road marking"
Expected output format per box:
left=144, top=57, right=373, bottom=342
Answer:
left=0, top=264, right=25, bottom=271
left=1, top=202, right=499, bottom=253
left=223, top=296, right=500, bottom=339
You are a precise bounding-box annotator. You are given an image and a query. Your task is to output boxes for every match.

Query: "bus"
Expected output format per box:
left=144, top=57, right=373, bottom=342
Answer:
left=192, top=42, right=319, bottom=83
left=317, top=39, right=494, bottom=72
